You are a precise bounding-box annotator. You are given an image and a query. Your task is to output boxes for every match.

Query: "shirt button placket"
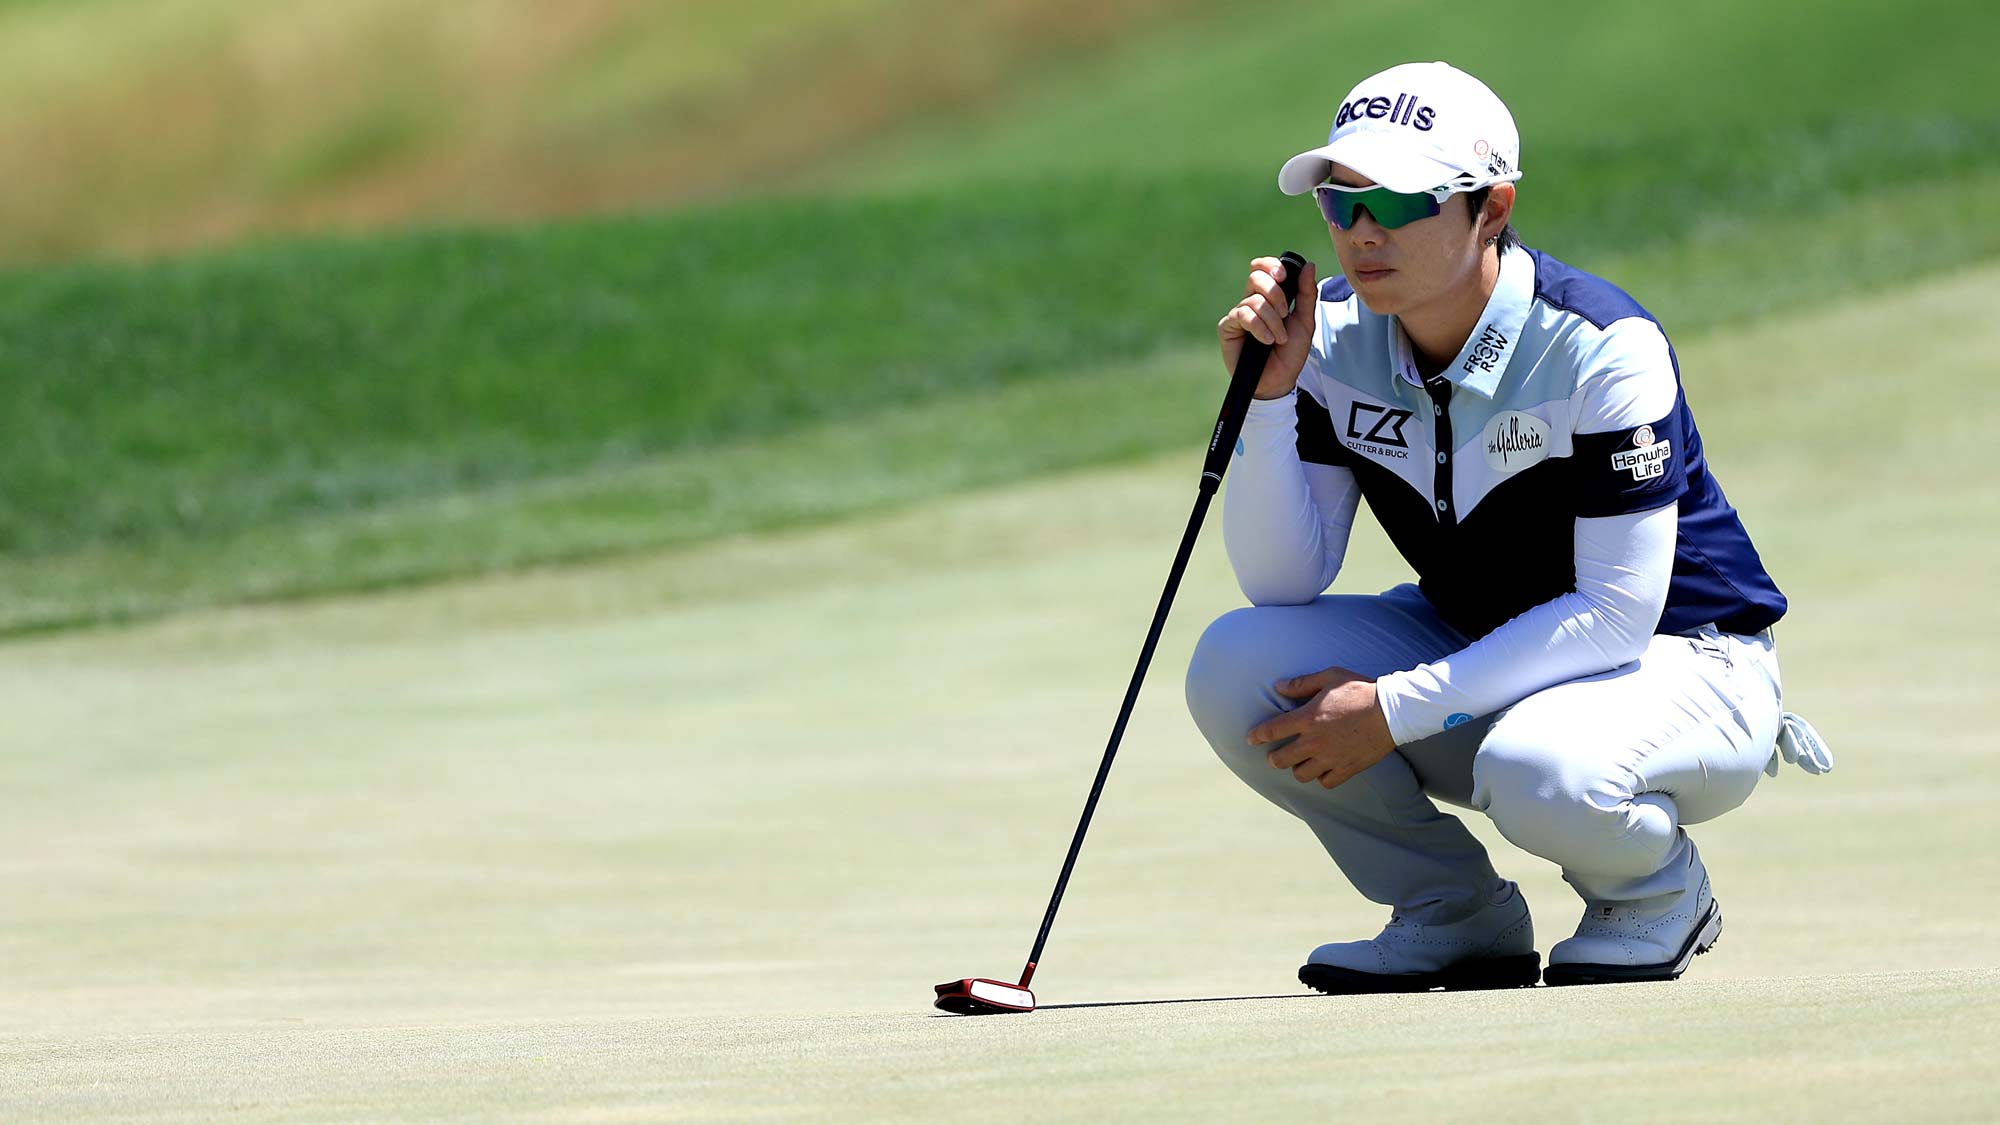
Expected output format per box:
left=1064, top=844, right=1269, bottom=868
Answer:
left=1425, top=377, right=1454, bottom=525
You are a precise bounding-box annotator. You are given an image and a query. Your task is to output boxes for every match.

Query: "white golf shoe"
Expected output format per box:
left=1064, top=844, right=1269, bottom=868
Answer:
left=1298, top=880, right=1540, bottom=994
left=1544, top=840, right=1722, bottom=986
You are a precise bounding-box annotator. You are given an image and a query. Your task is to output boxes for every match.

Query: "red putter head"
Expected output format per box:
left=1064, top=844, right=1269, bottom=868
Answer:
left=933, top=977, right=1036, bottom=1015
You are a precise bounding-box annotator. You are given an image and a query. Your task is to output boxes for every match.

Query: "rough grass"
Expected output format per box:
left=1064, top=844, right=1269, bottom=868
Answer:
left=835, top=0, right=2000, bottom=192
left=6, top=165, right=2000, bottom=634
left=2, top=267, right=1996, bottom=1119
left=4, top=0, right=1999, bottom=634
left=2, top=0, right=1994, bottom=261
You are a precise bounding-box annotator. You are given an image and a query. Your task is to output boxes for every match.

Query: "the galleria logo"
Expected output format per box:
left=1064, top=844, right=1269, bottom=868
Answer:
left=1482, top=411, right=1550, bottom=472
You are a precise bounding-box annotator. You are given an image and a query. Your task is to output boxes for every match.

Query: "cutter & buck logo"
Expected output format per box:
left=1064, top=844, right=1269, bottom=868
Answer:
left=1345, top=402, right=1413, bottom=458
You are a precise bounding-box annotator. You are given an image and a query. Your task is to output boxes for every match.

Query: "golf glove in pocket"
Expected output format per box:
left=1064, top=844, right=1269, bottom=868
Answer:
left=1765, top=711, right=1834, bottom=777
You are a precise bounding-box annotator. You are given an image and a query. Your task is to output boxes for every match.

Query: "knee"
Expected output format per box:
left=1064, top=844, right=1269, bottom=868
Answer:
left=1472, top=726, right=1630, bottom=857
left=1184, top=607, right=1285, bottom=754
left=1469, top=733, right=1547, bottom=837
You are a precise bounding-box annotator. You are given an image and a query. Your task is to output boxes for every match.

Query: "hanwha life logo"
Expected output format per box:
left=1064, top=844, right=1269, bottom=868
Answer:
left=1482, top=410, right=1552, bottom=473
left=1612, top=423, right=1673, bottom=481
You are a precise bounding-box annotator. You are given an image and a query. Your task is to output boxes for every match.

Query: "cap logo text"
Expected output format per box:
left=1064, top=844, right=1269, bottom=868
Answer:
left=1335, top=92, right=1437, bottom=132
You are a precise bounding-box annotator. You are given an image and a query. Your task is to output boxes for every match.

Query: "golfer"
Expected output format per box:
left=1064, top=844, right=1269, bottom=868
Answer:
left=1183, top=60, right=1832, bottom=991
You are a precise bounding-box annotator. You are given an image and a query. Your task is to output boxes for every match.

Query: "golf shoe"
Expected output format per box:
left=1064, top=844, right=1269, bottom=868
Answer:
left=1298, top=880, right=1540, bottom=994
left=1544, top=837, right=1722, bottom=986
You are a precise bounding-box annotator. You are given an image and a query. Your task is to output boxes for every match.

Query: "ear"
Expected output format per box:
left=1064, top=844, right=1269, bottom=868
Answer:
left=1480, top=183, right=1516, bottom=244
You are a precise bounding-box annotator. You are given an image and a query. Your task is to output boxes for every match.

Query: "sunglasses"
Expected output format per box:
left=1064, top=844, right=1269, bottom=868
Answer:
left=1313, top=181, right=1458, bottom=231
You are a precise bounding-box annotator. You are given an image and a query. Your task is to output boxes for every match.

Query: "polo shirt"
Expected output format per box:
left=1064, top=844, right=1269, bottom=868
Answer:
left=1291, top=245, right=1785, bottom=641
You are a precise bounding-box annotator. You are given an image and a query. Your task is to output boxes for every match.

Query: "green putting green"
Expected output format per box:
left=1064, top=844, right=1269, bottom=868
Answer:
left=3, top=265, right=1996, bottom=1118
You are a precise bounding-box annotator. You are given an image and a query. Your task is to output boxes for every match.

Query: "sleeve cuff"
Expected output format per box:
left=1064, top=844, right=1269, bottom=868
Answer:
left=1375, top=668, right=1447, bottom=746
left=1234, top=388, right=1301, bottom=460
left=1242, top=387, right=1299, bottom=421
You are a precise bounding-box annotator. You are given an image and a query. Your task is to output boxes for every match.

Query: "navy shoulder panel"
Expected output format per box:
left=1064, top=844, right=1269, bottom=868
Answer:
left=1319, top=273, right=1355, bottom=303
left=1526, top=248, right=1655, bottom=330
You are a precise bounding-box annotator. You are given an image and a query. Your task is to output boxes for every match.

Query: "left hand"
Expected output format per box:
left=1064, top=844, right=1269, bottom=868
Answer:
left=1246, top=666, right=1397, bottom=789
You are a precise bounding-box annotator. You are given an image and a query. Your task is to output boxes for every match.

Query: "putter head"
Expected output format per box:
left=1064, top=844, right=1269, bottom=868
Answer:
left=933, top=977, right=1036, bottom=1015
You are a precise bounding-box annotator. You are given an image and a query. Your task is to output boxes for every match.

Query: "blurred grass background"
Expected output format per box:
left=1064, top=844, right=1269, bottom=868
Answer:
left=1, top=0, right=1996, bottom=635
left=5, top=3, right=2000, bottom=1117
left=0, top=0, right=1201, bottom=260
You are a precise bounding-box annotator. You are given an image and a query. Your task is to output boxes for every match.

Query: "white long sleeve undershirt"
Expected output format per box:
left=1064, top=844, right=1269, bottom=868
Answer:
left=1223, top=391, right=1359, bottom=605
left=1372, top=504, right=1675, bottom=743
left=1221, top=388, right=1678, bottom=746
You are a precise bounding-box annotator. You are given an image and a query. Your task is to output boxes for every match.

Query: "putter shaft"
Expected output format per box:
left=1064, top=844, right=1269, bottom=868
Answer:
left=1014, top=251, right=1308, bottom=990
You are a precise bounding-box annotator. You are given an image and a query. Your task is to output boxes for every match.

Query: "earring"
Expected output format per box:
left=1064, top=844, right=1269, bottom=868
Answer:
left=1485, top=236, right=1498, bottom=246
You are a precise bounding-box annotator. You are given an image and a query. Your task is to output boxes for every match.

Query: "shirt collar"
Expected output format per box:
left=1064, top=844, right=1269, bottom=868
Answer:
left=1383, top=244, right=1535, bottom=399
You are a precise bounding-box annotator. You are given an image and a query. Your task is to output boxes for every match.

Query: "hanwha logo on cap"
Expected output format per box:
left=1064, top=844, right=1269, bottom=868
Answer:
left=1474, top=139, right=1490, bottom=157
left=1634, top=425, right=1655, bottom=446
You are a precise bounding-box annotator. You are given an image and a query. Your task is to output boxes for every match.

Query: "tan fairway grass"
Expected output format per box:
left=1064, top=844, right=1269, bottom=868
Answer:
left=0, top=0, right=1197, bottom=261
left=1, top=267, right=1997, bottom=1118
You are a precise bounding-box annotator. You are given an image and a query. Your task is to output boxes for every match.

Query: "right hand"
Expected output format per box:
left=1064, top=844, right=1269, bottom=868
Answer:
left=1218, top=256, right=1317, bottom=399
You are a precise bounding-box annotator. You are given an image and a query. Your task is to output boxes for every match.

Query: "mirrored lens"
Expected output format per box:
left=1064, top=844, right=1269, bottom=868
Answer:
left=1313, top=185, right=1442, bottom=231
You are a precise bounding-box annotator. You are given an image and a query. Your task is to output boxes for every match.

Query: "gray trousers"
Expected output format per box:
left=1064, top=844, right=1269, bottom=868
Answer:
left=1183, top=584, right=1784, bottom=924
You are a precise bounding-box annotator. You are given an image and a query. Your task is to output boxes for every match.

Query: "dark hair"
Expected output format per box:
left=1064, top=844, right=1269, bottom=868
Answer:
left=1465, top=186, right=1520, bottom=251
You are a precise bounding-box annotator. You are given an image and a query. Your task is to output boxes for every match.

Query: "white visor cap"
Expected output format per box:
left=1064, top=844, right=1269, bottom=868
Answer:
left=1278, top=61, right=1523, bottom=196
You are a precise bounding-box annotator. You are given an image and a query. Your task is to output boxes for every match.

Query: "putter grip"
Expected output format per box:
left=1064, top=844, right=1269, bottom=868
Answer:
left=1200, top=249, right=1308, bottom=494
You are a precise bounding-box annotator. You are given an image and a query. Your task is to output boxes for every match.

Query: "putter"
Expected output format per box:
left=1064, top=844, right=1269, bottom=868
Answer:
left=934, top=250, right=1308, bottom=1016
